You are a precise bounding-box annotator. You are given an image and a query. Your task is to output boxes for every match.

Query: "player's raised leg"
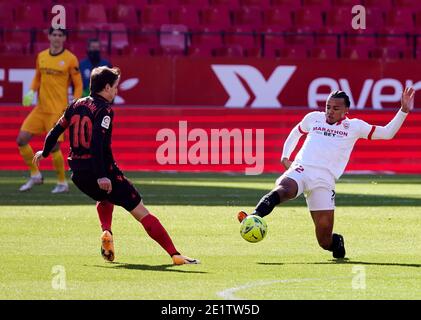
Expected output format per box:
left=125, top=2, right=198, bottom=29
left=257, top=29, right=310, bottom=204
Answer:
left=310, top=210, right=345, bottom=259
left=130, top=201, right=200, bottom=265
left=238, top=177, right=298, bottom=222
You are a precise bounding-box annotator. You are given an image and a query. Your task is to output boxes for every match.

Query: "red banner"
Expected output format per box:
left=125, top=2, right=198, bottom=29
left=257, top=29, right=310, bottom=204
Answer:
left=0, top=57, right=419, bottom=109
left=1, top=106, right=420, bottom=174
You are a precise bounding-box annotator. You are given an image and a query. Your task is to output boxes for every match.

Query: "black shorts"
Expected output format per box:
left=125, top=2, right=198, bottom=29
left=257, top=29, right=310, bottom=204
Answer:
left=71, top=170, right=142, bottom=212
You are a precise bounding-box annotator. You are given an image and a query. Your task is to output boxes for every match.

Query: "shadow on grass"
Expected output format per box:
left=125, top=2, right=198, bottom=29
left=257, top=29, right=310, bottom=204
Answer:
left=1, top=171, right=420, bottom=206
left=258, top=259, right=421, bottom=268
left=89, top=262, right=207, bottom=274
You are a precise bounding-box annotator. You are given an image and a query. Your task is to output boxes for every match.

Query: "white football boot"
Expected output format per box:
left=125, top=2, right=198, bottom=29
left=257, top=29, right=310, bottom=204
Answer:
left=19, top=174, right=43, bottom=192
left=51, top=182, right=69, bottom=194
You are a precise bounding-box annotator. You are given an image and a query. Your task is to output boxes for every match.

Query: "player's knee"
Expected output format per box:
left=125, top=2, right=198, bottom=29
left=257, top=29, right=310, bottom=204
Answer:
left=16, top=132, right=30, bottom=146
left=276, top=186, right=296, bottom=200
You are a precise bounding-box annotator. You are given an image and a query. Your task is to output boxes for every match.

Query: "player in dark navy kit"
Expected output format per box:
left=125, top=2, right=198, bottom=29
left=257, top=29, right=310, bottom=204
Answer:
left=33, top=66, right=199, bottom=265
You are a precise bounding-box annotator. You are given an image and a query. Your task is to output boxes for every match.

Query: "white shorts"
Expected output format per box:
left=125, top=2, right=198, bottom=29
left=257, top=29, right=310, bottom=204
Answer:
left=275, top=163, right=336, bottom=211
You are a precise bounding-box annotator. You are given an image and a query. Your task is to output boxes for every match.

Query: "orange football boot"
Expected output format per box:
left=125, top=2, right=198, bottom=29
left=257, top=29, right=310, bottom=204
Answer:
left=237, top=210, right=248, bottom=223
left=172, top=254, right=200, bottom=265
left=101, top=230, right=115, bottom=262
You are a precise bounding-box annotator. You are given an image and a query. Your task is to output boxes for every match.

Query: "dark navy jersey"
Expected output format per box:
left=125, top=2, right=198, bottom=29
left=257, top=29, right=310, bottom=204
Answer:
left=42, top=93, right=115, bottom=178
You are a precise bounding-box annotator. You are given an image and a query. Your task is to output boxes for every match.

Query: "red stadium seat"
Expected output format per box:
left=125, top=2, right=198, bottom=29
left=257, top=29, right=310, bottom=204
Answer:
left=376, top=27, right=410, bottom=48
left=271, top=0, right=301, bottom=9
left=262, top=7, right=294, bottom=29
left=240, top=0, right=271, bottom=8
left=341, top=46, right=370, bottom=59
left=15, top=3, right=46, bottom=25
left=200, top=7, right=231, bottom=30
left=276, top=46, right=307, bottom=59
left=149, top=0, right=178, bottom=5
left=141, top=5, right=170, bottom=26
left=79, top=4, right=108, bottom=24
left=325, top=7, right=353, bottom=31
left=178, top=0, right=209, bottom=6
left=131, top=25, right=160, bottom=46
left=314, top=27, right=342, bottom=47
left=128, top=43, right=155, bottom=56
left=170, top=6, right=201, bottom=29
left=209, top=0, right=240, bottom=8
left=224, top=26, right=257, bottom=48
left=260, top=26, right=285, bottom=48
left=364, top=0, right=393, bottom=10
left=190, top=27, right=224, bottom=48
left=187, top=45, right=214, bottom=57
left=345, top=28, right=377, bottom=47
left=259, top=26, right=285, bottom=57
left=3, top=23, right=33, bottom=43
left=0, top=42, right=29, bottom=56
left=119, top=0, right=149, bottom=10
left=32, top=42, right=50, bottom=54
left=308, top=46, right=337, bottom=59
left=88, top=0, right=118, bottom=10
left=416, top=11, right=421, bottom=31
left=394, top=0, right=420, bottom=9
left=109, top=5, right=140, bottom=27
left=384, top=9, right=415, bottom=30
left=213, top=44, right=244, bottom=57
left=0, top=3, right=15, bottom=28
left=232, top=6, right=262, bottom=30
left=294, top=8, right=324, bottom=29
left=331, top=0, right=357, bottom=8
left=365, top=8, right=385, bottom=32
left=160, top=24, right=189, bottom=54
left=67, top=42, right=87, bottom=58
left=284, top=27, right=315, bottom=46
left=370, top=47, right=401, bottom=60
left=302, top=0, right=331, bottom=9
left=74, top=23, right=99, bottom=42
left=99, top=24, right=129, bottom=50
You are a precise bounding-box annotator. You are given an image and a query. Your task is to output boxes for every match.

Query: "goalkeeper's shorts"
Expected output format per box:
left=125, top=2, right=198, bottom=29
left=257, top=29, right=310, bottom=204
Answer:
left=20, top=107, right=65, bottom=142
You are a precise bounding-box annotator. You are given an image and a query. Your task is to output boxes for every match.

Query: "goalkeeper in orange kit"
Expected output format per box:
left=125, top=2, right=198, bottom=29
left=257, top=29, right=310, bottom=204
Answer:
left=17, top=27, right=83, bottom=193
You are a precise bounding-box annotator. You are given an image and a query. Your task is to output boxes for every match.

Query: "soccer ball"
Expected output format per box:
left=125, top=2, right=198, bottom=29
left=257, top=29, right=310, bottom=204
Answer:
left=240, top=215, right=267, bottom=243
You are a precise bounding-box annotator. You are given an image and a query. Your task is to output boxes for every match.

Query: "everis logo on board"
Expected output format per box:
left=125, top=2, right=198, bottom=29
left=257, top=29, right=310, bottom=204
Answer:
left=211, top=64, right=419, bottom=109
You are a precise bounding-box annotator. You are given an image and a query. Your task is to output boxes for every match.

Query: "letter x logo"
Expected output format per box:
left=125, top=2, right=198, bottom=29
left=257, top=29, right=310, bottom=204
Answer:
left=211, top=65, right=296, bottom=108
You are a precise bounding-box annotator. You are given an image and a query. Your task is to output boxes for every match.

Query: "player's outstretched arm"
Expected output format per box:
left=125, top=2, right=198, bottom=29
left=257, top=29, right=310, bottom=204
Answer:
left=371, top=87, right=415, bottom=140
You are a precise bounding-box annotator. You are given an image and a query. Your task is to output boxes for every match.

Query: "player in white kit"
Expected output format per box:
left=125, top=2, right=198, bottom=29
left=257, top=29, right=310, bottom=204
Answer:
left=238, top=87, right=415, bottom=258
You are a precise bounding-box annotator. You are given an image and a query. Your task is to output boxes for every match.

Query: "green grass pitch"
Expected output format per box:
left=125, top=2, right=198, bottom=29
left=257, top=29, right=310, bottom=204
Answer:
left=1, top=171, right=421, bottom=300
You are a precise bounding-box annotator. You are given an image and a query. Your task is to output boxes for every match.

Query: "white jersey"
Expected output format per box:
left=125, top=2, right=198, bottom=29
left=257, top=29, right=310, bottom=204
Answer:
left=294, top=111, right=374, bottom=179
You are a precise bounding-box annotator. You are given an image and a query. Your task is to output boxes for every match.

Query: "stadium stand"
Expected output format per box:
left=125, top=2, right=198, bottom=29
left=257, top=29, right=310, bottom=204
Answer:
left=0, top=0, right=419, bottom=60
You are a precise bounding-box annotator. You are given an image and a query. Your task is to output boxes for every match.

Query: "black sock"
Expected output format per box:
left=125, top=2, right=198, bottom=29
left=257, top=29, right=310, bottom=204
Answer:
left=253, top=190, right=281, bottom=217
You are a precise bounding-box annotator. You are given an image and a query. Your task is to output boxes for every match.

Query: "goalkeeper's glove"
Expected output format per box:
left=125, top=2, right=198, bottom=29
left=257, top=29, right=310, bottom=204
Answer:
left=22, top=90, right=35, bottom=106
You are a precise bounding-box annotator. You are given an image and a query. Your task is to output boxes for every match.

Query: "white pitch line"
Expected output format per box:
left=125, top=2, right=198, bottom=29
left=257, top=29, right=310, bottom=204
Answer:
left=217, top=276, right=351, bottom=300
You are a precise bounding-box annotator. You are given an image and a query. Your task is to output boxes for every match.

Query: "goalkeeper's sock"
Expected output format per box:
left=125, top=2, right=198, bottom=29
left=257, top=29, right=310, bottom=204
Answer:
left=51, top=149, right=66, bottom=183
left=140, top=213, right=179, bottom=257
left=18, top=144, right=40, bottom=177
left=97, top=200, right=114, bottom=233
left=253, top=190, right=281, bottom=217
